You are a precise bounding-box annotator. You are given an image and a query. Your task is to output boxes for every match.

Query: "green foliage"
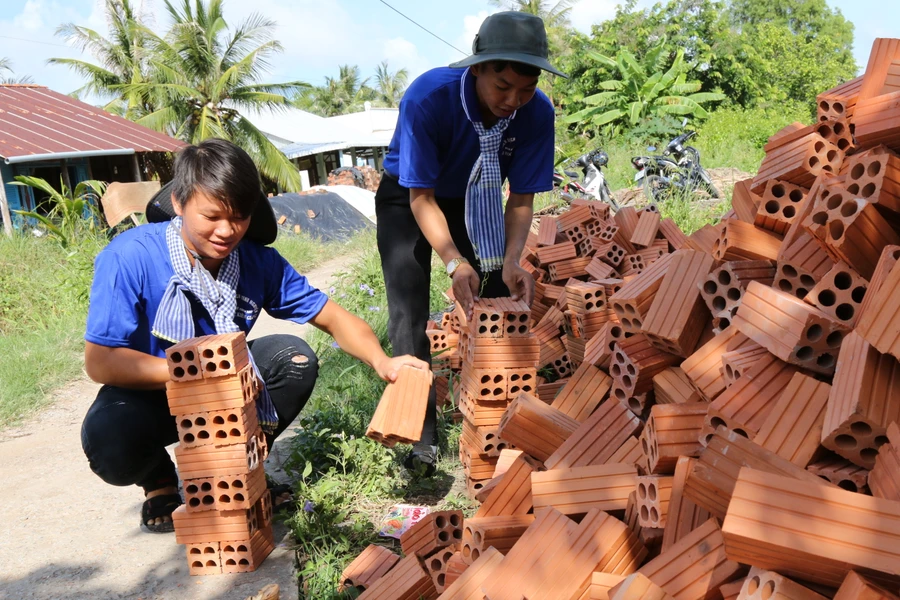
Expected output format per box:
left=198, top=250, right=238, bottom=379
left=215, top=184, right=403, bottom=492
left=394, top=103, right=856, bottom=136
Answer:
left=12, top=176, right=107, bottom=249
left=0, top=57, right=33, bottom=84
left=0, top=233, right=106, bottom=426
left=554, top=0, right=857, bottom=140
left=296, top=61, right=409, bottom=116
left=53, top=0, right=309, bottom=191
left=563, top=39, right=725, bottom=136
left=282, top=243, right=459, bottom=597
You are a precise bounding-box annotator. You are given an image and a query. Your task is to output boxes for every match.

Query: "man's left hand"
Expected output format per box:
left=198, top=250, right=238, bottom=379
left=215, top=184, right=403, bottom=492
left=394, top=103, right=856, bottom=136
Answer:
left=373, top=354, right=430, bottom=383
left=502, top=262, right=535, bottom=306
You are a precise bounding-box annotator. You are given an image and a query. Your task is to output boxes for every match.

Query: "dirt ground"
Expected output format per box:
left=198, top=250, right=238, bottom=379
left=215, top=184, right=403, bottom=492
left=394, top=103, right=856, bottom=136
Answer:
left=0, top=253, right=356, bottom=600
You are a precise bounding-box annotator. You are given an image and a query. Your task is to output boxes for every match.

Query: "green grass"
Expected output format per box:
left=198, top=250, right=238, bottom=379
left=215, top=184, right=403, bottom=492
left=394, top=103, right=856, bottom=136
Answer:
left=0, top=226, right=369, bottom=429
left=281, top=243, right=470, bottom=599
left=0, top=233, right=103, bottom=426
left=273, top=226, right=374, bottom=274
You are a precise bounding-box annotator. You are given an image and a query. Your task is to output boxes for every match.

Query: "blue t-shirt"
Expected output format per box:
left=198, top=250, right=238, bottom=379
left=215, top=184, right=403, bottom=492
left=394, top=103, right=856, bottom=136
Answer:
left=382, top=66, right=555, bottom=198
left=85, top=222, right=329, bottom=358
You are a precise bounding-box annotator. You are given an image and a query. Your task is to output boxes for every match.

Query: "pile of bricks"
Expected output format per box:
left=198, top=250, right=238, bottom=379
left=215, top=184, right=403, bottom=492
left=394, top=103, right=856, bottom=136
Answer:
left=164, top=332, right=275, bottom=576
left=336, top=37, right=900, bottom=599
left=326, top=165, right=382, bottom=192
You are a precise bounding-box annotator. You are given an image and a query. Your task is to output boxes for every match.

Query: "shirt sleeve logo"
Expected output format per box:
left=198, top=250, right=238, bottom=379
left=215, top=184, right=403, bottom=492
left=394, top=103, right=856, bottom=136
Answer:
left=501, top=136, right=516, bottom=157
left=236, top=294, right=260, bottom=322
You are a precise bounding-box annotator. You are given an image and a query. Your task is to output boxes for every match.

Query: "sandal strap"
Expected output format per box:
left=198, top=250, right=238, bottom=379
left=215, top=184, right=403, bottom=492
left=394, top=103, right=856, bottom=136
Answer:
left=142, top=493, right=183, bottom=522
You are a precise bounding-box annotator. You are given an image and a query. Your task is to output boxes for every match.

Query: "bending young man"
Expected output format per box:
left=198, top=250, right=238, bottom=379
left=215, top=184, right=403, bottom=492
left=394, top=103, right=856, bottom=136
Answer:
left=82, top=138, right=426, bottom=532
left=376, top=11, right=565, bottom=473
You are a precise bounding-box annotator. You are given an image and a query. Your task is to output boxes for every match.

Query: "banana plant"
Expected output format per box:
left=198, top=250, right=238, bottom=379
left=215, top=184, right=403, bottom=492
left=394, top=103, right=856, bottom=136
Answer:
left=12, top=176, right=107, bottom=248
left=564, top=38, right=725, bottom=135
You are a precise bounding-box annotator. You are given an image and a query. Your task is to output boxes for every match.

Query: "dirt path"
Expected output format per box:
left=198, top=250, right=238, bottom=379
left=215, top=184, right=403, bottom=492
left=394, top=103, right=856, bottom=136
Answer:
left=0, top=252, right=359, bottom=600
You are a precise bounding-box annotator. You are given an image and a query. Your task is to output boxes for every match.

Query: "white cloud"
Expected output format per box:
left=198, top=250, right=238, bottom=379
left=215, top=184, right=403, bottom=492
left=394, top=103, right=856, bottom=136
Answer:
left=569, top=0, right=621, bottom=34
left=383, top=37, right=430, bottom=82
left=13, top=0, right=45, bottom=32
left=457, top=10, right=491, bottom=55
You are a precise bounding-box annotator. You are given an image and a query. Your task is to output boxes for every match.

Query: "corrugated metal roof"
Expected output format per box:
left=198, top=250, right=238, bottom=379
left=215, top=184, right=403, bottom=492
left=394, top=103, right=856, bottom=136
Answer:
left=0, top=85, right=185, bottom=161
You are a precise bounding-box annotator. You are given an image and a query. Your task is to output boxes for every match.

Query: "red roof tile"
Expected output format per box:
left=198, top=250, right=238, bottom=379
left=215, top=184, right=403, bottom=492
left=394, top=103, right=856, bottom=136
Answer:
left=0, top=85, right=185, bottom=160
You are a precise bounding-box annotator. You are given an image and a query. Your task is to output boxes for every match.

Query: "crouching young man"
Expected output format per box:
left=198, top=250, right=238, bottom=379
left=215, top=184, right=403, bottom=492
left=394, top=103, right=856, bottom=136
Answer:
left=81, top=138, right=426, bottom=532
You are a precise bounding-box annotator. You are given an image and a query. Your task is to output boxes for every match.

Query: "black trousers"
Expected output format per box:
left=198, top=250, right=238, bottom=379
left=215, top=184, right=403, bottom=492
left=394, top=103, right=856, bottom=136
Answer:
left=81, top=334, right=318, bottom=492
left=375, top=173, right=509, bottom=447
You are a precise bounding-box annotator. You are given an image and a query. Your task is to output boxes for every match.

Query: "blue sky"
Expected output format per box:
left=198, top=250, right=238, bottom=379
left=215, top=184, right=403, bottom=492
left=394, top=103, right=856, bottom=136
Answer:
left=0, top=0, right=896, bottom=98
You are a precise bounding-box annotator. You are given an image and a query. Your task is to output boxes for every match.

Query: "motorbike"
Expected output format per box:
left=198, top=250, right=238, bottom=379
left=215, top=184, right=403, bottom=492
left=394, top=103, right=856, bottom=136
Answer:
left=632, top=130, right=721, bottom=203
left=553, top=148, right=618, bottom=209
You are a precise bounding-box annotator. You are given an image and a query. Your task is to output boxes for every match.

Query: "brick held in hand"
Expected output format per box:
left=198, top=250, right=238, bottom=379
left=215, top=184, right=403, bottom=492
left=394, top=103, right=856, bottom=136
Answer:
left=365, top=365, right=433, bottom=447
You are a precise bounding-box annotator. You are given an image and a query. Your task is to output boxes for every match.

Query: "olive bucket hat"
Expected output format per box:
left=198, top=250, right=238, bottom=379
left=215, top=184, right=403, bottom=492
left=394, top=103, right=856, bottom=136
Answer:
left=449, top=11, right=567, bottom=78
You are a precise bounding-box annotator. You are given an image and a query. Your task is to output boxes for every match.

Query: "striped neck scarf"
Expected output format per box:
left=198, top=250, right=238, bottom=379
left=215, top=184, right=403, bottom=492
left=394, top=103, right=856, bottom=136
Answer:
left=152, top=217, right=278, bottom=434
left=461, top=68, right=514, bottom=273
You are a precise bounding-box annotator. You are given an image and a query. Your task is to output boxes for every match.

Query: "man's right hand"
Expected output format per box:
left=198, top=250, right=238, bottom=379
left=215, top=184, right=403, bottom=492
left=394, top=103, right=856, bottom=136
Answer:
left=452, top=262, right=481, bottom=322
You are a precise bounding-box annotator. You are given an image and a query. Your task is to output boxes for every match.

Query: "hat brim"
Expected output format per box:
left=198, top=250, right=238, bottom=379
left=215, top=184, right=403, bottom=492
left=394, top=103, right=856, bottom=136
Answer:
left=450, top=52, right=567, bottom=78
left=146, top=180, right=278, bottom=246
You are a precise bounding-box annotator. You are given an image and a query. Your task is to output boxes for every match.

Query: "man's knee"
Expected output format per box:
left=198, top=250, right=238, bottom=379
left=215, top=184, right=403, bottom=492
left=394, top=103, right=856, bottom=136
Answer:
left=251, top=334, right=319, bottom=382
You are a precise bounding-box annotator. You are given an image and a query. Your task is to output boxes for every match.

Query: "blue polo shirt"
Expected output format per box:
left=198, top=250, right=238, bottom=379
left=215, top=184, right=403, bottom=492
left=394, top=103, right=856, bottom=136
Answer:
left=383, top=66, right=555, bottom=198
left=85, top=222, right=329, bottom=358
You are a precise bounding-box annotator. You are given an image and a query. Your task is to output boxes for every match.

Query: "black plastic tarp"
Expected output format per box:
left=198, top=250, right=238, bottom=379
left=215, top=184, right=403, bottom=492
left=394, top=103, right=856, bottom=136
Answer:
left=269, top=191, right=373, bottom=242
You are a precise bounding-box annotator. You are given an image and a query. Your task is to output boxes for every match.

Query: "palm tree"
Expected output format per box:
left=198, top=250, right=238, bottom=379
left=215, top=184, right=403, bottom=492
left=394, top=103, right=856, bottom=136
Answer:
left=563, top=40, right=725, bottom=136
left=295, top=64, right=377, bottom=116
left=0, top=58, right=33, bottom=84
left=49, top=0, right=149, bottom=118
left=117, top=0, right=308, bottom=191
left=488, top=0, right=575, bottom=29
left=374, top=61, right=408, bottom=108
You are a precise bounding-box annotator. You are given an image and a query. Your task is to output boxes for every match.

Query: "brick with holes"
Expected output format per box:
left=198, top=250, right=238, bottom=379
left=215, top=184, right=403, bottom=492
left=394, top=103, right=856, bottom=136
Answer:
left=186, top=541, right=223, bottom=576
left=701, top=353, right=798, bottom=445
left=497, top=392, right=580, bottom=462
left=641, top=403, right=708, bottom=474
left=550, top=362, right=612, bottom=422
left=166, top=364, right=258, bottom=415
left=733, top=281, right=850, bottom=375
left=460, top=514, right=534, bottom=564
left=833, top=570, right=900, bottom=600
left=775, top=230, right=836, bottom=301
left=737, top=567, right=830, bottom=600
left=807, top=453, right=871, bottom=494
left=754, top=180, right=809, bottom=235
left=712, top=219, right=784, bottom=262
left=609, top=253, right=675, bottom=333
left=609, top=335, right=680, bottom=404
left=220, top=525, right=275, bottom=573
left=166, top=338, right=204, bottom=382
left=174, top=429, right=267, bottom=479
left=816, top=75, right=862, bottom=122
left=355, top=553, right=437, bottom=600
left=338, top=544, right=400, bottom=593
left=634, top=475, right=673, bottom=529
left=544, top=395, right=643, bottom=470
left=531, top=463, right=637, bottom=516
left=173, top=505, right=259, bottom=545
left=196, top=333, right=250, bottom=378
left=821, top=331, right=900, bottom=469
left=176, top=405, right=259, bottom=449
left=400, top=511, right=464, bottom=558
left=869, top=423, right=900, bottom=502
left=751, top=130, right=844, bottom=194
left=685, top=429, right=834, bottom=520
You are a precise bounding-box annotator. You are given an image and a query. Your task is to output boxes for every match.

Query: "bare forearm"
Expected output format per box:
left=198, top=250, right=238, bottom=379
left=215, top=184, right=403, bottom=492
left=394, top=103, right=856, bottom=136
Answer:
left=410, top=188, right=462, bottom=265
left=84, top=342, right=170, bottom=390
left=504, top=193, right=534, bottom=266
left=328, top=313, right=390, bottom=370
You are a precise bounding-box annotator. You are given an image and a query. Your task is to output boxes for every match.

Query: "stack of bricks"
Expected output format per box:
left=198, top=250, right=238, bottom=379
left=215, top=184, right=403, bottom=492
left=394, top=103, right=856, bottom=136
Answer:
left=454, top=297, right=540, bottom=496
left=164, top=332, right=275, bottom=576
left=335, top=36, right=900, bottom=598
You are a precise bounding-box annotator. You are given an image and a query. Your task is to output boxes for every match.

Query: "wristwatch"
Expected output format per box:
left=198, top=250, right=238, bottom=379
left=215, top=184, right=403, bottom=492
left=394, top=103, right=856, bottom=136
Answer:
left=446, top=257, right=470, bottom=277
